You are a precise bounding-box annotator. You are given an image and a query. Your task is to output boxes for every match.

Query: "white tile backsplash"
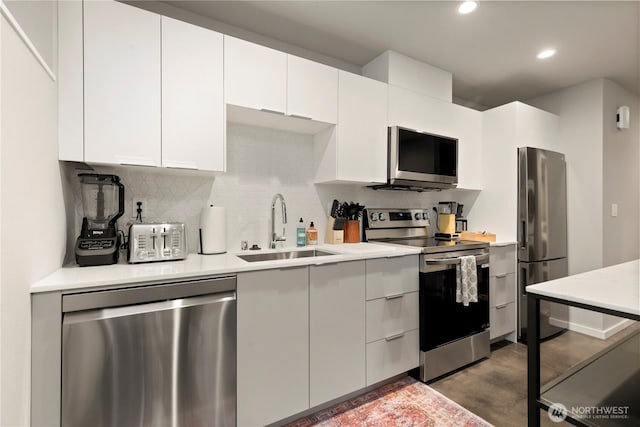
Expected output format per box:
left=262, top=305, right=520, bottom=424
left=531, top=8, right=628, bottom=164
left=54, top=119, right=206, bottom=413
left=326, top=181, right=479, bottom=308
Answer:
left=63, top=123, right=479, bottom=261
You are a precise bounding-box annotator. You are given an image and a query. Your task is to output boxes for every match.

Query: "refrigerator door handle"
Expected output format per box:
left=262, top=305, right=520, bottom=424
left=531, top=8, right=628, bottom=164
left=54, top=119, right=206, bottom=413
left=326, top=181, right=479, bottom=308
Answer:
left=520, top=265, right=528, bottom=296
left=520, top=220, right=527, bottom=250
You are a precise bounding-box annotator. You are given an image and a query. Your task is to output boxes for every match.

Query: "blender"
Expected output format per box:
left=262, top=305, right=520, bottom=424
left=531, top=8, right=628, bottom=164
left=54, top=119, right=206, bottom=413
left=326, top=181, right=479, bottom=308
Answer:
left=435, top=201, right=459, bottom=241
left=75, top=174, right=125, bottom=266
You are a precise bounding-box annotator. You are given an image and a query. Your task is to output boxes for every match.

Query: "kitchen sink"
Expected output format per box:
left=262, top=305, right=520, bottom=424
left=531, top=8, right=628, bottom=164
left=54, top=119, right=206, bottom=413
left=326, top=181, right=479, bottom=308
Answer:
left=237, top=249, right=335, bottom=262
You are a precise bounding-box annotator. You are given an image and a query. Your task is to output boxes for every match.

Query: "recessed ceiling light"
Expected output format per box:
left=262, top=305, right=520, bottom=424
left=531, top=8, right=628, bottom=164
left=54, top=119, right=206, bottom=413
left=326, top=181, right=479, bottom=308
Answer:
left=458, top=1, right=478, bottom=14
left=537, top=49, right=557, bottom=59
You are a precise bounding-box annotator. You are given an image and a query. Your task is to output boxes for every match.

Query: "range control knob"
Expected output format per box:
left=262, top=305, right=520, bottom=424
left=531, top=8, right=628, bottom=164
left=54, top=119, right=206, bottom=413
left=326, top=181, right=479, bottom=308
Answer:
left=378, top=213, right=386, bottom=221
left=370, top=212, right=378, bottom=221
left=414, top=212, right=422, bottom=220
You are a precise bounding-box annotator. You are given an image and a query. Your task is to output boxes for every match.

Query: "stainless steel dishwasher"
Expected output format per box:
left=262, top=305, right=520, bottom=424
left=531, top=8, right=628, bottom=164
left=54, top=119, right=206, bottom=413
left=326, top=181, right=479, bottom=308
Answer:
left=61, top=276, right=236, bottom=427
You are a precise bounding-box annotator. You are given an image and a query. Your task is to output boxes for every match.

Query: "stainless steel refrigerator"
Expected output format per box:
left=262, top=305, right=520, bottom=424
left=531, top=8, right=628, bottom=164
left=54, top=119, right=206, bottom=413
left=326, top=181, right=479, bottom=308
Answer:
left=517, top=147, right=568, bottom=341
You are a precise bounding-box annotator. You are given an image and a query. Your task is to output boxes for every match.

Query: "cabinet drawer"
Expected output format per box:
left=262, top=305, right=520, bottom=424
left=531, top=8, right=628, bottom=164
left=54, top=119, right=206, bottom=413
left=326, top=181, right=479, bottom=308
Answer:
left=490, top=272, right=516, bottom=307
left=366, top=292, right=418, bottom=343
left=490, top=245, right=516, bottom=276
left=490, top=302, right=516, bottom=339
left=366, top=255, right=419, bottom=301
left=366, top=329, right=419, bottom=386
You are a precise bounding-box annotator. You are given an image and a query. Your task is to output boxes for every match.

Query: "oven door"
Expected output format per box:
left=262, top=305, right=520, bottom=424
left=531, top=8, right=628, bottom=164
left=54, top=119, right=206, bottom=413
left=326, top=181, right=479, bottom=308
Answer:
left=419, top=252, right=490, bottom=352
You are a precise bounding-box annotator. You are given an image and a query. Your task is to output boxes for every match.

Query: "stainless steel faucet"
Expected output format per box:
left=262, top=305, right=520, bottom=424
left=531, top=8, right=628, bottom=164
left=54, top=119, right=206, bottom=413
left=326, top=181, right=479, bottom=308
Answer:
left=270, top=193, right=287, bottom=248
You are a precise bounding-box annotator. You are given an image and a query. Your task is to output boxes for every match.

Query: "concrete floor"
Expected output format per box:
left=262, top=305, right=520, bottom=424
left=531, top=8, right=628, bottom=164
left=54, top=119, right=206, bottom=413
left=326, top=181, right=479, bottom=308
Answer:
left=430, top=323, right=639, bottom=427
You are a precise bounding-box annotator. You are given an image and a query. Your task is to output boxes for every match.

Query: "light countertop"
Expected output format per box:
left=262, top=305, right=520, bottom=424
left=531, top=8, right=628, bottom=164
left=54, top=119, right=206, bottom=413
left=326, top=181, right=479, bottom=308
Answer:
left=526, top=259, right=639, bottom=317
left=31, top=243, right=421, bottom=293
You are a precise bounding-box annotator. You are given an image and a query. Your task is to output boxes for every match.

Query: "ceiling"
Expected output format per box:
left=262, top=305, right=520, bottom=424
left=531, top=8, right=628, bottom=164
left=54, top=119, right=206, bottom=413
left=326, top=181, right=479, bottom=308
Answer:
left=165, top=1, right=640, bottom=109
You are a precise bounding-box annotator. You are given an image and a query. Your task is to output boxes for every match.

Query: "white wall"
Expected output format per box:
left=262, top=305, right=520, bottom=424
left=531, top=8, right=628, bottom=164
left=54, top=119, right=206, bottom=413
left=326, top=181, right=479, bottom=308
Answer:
left=527, top=78, right=639, bottom=339
left=1, top=11, right=65, bottom=427
left=3, top=0, right=57, bottom=73
left=602, top=79, right=640, bottom=266
left=64, top=123, right=480, bottom=261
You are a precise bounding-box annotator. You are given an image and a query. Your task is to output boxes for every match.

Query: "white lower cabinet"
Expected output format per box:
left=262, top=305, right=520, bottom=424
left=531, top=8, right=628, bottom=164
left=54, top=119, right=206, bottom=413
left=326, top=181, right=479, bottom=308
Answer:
left=365, top=255, right=420, bottom=386
left=366, top=292, right=419, bottom=343
left=490, top=303, right=516, bottom=339
left=310, top=261, right=366, bottom=407
left=366, top=329, right=420, bottom=386
left=237, top=256, right=420, bottom=424
left=489, top=244, right=517, bottom=340
left=237, top=267, right=309, bottom=427
left=365, top=255, right=419, bottom=300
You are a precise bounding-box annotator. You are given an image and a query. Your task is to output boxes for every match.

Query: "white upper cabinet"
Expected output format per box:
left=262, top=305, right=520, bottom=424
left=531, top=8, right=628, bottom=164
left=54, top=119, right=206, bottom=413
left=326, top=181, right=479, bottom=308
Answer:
left=224, top=36, right=287, bottom=114
left=338, top=71, right=387, bottom=183
left=314, top=72, right=387, bottom=184
left=287, top=55, right=338, bottom=123
left=58, top=0, right=83, bottom=162
left=388, top=85, right=483, bottom=189
left=161, top=17, right=225, bottom=172
left=83, top=0, right=161, bottom=167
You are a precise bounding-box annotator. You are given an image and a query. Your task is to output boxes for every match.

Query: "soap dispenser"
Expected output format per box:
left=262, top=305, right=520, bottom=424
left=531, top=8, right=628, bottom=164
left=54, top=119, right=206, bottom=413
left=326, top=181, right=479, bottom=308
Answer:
left=307, top=221, right=318, bottom=246
left=296, top=218, right=306, bottom=247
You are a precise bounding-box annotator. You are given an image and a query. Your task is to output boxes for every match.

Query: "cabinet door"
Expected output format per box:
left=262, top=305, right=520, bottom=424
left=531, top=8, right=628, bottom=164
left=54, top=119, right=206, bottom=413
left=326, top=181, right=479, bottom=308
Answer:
left=365, top=255, right=419, bottom=300
left=161, top=17, right=224, bottom=172
left=224, top=36, right=286, bottom=113
left=237, top=267, right=309, bottom=426
left=388, top=85, right=483, bottom=189
left=336, top=71, right=387, bottom=183
left=84, top=0, right=161, bottom=166
left=310, top=261, right=366, bottom=406
left=287, top=55, right=338, bottom=124
left=58, top=0, right=83, bottom=161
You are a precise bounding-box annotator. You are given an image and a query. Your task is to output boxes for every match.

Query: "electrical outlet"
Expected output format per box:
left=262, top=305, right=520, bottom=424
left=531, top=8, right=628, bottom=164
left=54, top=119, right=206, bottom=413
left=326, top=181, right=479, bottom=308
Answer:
left=133, top=198, right=147, bottom=222
left=611, top=203, right=618, bottom=217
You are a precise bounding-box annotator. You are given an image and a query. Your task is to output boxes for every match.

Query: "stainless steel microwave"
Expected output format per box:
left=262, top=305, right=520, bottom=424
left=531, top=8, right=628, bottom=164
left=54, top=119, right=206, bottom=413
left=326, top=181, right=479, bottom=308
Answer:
left=387, top=126, right=458, bottom=190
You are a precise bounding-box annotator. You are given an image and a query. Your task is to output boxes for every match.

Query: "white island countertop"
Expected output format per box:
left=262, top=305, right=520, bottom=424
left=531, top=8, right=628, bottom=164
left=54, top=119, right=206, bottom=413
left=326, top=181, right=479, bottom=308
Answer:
left=31, top=243, right=422, bottom=293
left=526, top=259, right=640, bottom=317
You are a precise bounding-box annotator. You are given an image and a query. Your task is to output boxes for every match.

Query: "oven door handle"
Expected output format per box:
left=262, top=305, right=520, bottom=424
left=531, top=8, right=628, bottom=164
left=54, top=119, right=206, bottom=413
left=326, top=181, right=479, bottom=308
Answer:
left=425, top=254, right=489, bottom=265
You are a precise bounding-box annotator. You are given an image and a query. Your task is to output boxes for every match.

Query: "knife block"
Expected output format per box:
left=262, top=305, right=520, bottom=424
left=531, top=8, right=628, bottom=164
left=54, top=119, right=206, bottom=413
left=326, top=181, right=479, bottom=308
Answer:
left=324, top=217, right=344, bottom=244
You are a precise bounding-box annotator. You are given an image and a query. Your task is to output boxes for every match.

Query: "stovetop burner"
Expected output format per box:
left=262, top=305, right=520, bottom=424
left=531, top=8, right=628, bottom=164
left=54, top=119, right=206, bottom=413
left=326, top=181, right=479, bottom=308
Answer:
left=363, top=207, right=490, bottom=253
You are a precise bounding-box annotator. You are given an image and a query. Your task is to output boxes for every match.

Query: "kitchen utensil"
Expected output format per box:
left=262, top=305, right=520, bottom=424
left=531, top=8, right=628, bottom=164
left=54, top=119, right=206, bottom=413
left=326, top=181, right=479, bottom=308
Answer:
left=330, top=200, right=339, bottom=218
left=128, top=223, right=187, bottom=263
left=75, top=174, right=125, bottom=266
left=199, top=203, right=226, bottom=254
left=342, top=202, right=365, bottom=220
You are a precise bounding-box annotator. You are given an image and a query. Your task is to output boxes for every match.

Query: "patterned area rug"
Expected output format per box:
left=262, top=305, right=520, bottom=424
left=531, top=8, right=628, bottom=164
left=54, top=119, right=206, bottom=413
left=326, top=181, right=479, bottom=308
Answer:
left=285, top=376, right=493, bottom=427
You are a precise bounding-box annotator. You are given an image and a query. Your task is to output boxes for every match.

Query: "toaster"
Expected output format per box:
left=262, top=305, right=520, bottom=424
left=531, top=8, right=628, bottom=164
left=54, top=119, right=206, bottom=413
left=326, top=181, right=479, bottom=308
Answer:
left=128, top=223, right=187, bottom=263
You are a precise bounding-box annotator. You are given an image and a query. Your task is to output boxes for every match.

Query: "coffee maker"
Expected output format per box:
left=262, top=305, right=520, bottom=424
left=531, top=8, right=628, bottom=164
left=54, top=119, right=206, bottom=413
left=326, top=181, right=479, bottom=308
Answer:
left=75, top=174, right=125, bottom=266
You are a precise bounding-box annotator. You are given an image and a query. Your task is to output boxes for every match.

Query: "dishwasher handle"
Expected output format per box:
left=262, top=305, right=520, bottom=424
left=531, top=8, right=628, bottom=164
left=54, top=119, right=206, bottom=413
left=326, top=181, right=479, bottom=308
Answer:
left=64, top=291, right=236, bottom=325
left=63, top=275, right=236, bottom=313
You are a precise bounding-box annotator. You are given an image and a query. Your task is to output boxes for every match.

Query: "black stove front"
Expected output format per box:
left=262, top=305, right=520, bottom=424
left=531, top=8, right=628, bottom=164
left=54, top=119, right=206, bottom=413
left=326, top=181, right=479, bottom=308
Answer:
left=417, top=247, right=491, bottom=382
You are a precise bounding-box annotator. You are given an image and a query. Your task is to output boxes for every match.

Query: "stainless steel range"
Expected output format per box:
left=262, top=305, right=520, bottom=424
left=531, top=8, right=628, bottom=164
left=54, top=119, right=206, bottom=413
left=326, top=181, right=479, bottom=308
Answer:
left=364, top=208, right=490, bottom=382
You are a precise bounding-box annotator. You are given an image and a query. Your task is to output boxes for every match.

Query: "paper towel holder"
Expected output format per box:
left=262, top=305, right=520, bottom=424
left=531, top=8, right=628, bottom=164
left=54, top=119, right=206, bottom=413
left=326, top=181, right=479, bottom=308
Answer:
left=199, top=203, right=227, bottom=255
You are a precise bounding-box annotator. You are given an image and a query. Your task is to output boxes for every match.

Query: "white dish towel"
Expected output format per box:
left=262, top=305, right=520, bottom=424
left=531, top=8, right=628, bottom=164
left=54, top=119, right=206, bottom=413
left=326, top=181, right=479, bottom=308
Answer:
left=456, top=255, right=478, bottom=306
